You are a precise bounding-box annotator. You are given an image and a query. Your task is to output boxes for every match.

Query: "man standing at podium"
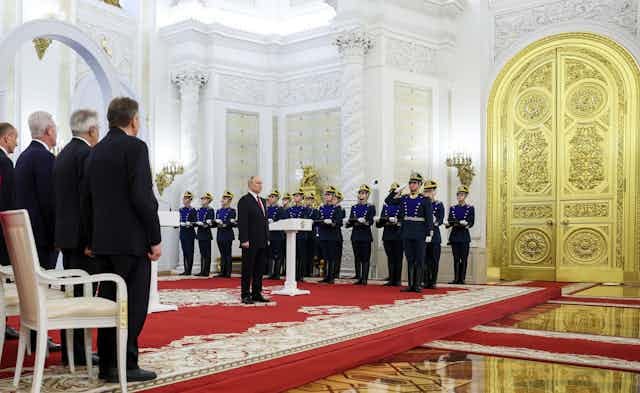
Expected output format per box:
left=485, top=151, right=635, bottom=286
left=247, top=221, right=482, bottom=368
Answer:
left=238, top=176, right=270, bottom=304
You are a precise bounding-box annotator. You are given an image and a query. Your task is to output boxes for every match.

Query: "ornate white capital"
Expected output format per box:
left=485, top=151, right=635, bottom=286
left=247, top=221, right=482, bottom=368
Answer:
left=171, top=69, right=209, bottom=96
left=334, top=29, right=374, bottom=59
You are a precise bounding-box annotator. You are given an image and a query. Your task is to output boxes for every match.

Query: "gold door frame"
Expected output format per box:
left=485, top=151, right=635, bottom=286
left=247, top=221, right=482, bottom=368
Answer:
left=487, top=33, right=640, bottom=283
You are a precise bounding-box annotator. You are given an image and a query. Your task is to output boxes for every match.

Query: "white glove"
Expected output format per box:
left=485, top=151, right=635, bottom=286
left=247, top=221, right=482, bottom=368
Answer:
left=373, top=216, right=380, bottom=222
left=460, top=220, right=468, bottom=226
left=206, top=219, right=213, bottom=225
left=230, top=219, right=237, bottom=224
left=324, top=219, right=332, bottom=225
left=180, top=222, right=186, bottom=227
left=268, top=219, right=274, bottom=224
left=444, top=220, right=449, bottom=227
left=215, top=219, right=223, bottom=224
left=357, top=217, right=366, bottom=223
left=389, top=217, right=398, bottom=224
left=196, top=221, right=204, bottom=226
left=425, top=236, right=432, bottom=243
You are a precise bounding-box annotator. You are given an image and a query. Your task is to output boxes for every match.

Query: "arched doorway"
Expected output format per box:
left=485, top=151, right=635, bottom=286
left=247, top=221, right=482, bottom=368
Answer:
left=0, top=18, right=121, bottom=121
left=487, top=33, right=640, bottom=283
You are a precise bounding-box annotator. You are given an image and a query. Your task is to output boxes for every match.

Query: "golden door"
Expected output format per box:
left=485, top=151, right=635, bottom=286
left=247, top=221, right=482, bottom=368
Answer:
left=488, top=33, right=640, bottom=282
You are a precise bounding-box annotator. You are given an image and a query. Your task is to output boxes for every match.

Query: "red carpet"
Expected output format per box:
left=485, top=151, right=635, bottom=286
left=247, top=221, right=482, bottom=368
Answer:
left=0, top=279, right=560, bottom=393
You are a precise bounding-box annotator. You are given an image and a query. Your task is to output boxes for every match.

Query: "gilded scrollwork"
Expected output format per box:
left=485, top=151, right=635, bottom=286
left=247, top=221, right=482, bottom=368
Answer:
left=564, top=203, right=609, bottom=218
left=517, top=91, right=552, bottom=125
left=515, top=229, right=551, bottom=264
left=568, top=125, right=605, bottom=191
left=513, top=205, right=553, bottom=219
left=568, top=83, right=606, bottom=118
left=517, top=130, right=551, bottom=193
left=565, top=59, right=605, bottom=86
left=519, top=62, right=553, bottom=92
left=565, top=228, right=607, bottom=265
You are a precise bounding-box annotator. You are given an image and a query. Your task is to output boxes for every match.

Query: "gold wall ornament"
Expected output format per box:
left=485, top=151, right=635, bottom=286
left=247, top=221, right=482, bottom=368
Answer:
left=446, top=152, right=475, bottom=187
left=516, top=130, right=551, bottom=193
left=103, top=0, right=122, bottom=7
left=155, top=161, right=184, bottom=196
left=33, top=38, right=52, bottom=60
left=514, top=229, right=551, bottom=264
left=487, top=32, right=639, bottom=283
left=299, top=165, right=322, bottom=206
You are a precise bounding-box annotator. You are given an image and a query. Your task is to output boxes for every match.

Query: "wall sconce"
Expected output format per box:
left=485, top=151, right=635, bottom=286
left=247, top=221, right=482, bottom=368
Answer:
left=446, top=152, right=475, bottom=187
left=155, top=161, right=184, bottom=195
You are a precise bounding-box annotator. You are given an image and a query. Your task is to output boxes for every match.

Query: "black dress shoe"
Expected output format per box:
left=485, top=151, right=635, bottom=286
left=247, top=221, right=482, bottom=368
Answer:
left=5, top=327, right=19, bottom=340
left=401, top=287, right=414, bottom=292
left=179, top=272, right=191, bottom=276
left=194, top=273, right=208, bottom=277
left=448, top=280, right=457, bottom=284
left=383, top=282, right=393, bottom=286
left=242, top=297, right=254, bottom=305
left=353, top=280, right=363, bottom=285
left=47, top=339, right=61, bottom=352
left=326, top=280, right=335, bottom=284
left=102, top=368, right=157, bottom=383
left=412, top=288, right=422, bottom=293
left=252, top=295, right=271, bottom=303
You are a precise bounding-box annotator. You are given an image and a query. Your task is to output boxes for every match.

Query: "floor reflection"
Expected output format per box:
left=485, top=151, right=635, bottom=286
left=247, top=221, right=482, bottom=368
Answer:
left=287, top=348, right=640, bottom=393
left=487, top=303, right=640, bottom=338
left=573, top=285, right=640, bottom=298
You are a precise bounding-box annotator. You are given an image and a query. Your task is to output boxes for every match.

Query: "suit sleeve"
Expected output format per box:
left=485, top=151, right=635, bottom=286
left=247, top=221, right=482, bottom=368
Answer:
left=34, top=152, right=55, bottom=241
left=128, top=142, right=161, bottom=246
left=366, top=205, right=376, bottom=226
left=468, top=206, right=475, bottom=228
left=424, top=199, right=433, bottom=236
left=238, top=197, right=249, bottom=243
left=435, top=203, right=445, bottom=226
left=0, top=160, right=15, bottom=211
left=384, top=191, right=401, bottom=206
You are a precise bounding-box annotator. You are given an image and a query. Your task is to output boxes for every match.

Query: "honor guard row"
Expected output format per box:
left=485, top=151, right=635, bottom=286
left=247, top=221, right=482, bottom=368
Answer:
left=178, top=175, right=474, bottom=290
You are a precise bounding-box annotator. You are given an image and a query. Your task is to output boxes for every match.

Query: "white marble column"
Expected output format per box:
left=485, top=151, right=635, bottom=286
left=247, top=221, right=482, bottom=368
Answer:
left=171, top=69, right=209, bottom=196
left=335, top=29, right=372, bottom=200
left=334, top=29, right=372, bottom=278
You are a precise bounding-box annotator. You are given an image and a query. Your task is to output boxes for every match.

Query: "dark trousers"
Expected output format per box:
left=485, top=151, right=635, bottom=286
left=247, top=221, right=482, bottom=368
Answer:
left=241, top=246, right=266, bottom=298
left=305, top=237, right=316, bottom=276
left=451, top=242, right=470, bottom=283
left=295, top=238, right=306, bottom=281
left=37, top=246, right=58, bottom=270
left=383, top=240, right=403, bottom=285
left=268, top=238, right=284, bottom=278
left=424, top=242, right=441, bottom=287
left=352, top=241, right=372, bottom=284
left=95, top=254, right=151, bottom=373
left=335, top=240, right=343, bottom=278
left=180, top=234, right=195, bottom=274
left=319, top=240, right=338, bottom=281
left=198, top=239, right=212, bottom=275
left=217, top=240, right=233, bottom=277
left=60, top=249, right=94, bottom=364
left=403, top=239, right=425, bottom=290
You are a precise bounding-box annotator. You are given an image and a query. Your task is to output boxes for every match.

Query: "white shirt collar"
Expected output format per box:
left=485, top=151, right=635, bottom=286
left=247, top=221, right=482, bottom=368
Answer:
left=0, top=146, right=8, bottom=157
left=249, top=190, right=260, bottom=200
left=32, top=138, right=50, bottom=151
left=73, top=136, right=91, bottom=147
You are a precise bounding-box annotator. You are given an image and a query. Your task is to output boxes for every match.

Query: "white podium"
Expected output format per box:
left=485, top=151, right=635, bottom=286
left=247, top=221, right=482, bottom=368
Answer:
left=269, top=218, right=313, bottom=296
left=148, top=211, right=180, bottom=313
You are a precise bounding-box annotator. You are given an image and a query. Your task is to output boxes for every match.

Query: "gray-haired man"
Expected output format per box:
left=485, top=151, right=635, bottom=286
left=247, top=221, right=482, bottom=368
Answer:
left=53, top=109, right=100, bottom=366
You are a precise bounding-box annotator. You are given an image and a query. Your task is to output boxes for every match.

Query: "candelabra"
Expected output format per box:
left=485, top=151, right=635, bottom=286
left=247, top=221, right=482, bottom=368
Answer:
left=155, top=161, right=184, bottom=196
left=446, top=152, right=475, bottom=187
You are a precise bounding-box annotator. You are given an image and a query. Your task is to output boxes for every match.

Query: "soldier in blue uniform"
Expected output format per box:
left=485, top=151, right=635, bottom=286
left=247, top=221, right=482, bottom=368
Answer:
left=376, top=182, right=403, bottom=287
left=195, top=192, right=216, bottom=276
left=385, top=172, right=433, bottom=293
left=317, top=186, right=341, bottom=284
left=446, top=185, right=475, bottom=284
left=304, top=191, right=320, bottom=277
left=346, top=184, right=376, bottom=285
left=266, top=189, right=285, bottom=279
left=333, top=190, right=345, bottom=279
left=287, top=188, right=309, bottom=281
left=179, top=191, right=197, bottom=275
left=215, top=190, right=236, bottom=278
left=422, top=181, right=444, bottom=288
left=281, top=193, right=292, bottom=210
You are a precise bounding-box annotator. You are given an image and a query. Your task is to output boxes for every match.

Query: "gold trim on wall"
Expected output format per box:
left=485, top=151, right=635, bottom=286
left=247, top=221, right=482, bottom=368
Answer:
left=487, top=33, right=640, bottom=283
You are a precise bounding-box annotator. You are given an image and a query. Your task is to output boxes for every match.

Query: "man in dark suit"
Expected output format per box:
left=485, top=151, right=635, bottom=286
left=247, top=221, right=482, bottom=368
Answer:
left=82, top=97, right=161, bottom=383
left=15, top=111, right=58, bottom=270
left=0, top=122, right=19, bottom=340
left=53, top=109, right=100, bottom=365
left=237, top=176, right=270, bottom=304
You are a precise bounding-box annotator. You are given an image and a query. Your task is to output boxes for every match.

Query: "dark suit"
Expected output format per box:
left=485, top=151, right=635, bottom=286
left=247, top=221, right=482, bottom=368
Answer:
left=0, top=148, right=16, bottom=266
left=237, top=192, right=268, bottom=299
left=15, top=140, right=57, bottom=269
left=53, top=137, right=92, bottom=363
left=215, top=208, right=236, bottom=277
left=82, top=127, right=160, bottom=374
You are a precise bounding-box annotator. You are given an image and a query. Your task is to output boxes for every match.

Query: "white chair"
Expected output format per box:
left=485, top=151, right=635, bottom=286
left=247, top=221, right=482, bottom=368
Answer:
left=0, top=210, right=128, bottom=393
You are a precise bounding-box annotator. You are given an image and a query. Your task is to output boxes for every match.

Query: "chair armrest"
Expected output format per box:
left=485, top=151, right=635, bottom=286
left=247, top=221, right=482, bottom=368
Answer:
left=39, top=272, right=128, bottom=303
left=46, top=269, right=89, bottom=278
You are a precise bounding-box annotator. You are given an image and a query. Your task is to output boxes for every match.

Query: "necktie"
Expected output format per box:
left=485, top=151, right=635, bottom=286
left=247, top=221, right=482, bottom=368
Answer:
left=256, top=196, right=265, bottom=215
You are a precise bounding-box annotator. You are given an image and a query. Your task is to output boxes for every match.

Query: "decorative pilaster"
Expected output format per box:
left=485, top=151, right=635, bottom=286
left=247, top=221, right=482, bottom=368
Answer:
left=334, top=29, right=373, bottom=200
left=171, top=69, right=209, bottom=197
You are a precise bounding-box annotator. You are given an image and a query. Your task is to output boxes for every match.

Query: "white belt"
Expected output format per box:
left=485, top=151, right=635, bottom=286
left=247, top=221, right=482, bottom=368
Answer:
left=405, top=217, right=425, bottom=222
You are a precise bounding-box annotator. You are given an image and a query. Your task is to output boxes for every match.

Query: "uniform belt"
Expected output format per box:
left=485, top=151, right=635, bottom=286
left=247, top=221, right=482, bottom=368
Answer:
left=404, top=217, right=425, bottom=222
